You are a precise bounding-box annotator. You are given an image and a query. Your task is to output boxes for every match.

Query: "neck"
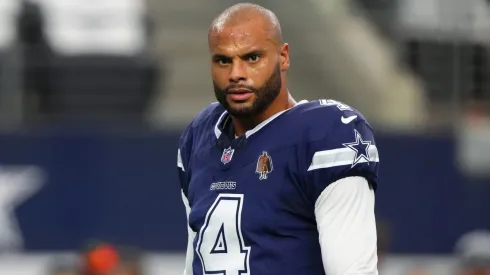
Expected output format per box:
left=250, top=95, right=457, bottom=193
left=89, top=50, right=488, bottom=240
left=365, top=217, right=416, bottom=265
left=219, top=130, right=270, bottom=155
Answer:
left=233, top=91, right=296, bottom=136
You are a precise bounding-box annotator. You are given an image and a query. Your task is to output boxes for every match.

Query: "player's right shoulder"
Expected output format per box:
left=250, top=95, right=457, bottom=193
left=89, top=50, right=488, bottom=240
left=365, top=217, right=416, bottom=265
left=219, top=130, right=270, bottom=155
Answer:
left=190, top=102, right=225, bottom=129
left=178, top=102, right=224, bottom=163
left=178, top=103, right=223, bottom=173
left=179, top=102, right=224, bottom=141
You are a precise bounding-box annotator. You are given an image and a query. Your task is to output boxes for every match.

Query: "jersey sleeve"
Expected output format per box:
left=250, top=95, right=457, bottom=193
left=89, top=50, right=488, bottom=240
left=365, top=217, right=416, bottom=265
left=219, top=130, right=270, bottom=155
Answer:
left=178, top=123, right=194, bottom=199
left=178, top=123, right=196, bottom=275
left=316, top=177, right=378, bottom=274
left=301, top=116, right=379, bottom=203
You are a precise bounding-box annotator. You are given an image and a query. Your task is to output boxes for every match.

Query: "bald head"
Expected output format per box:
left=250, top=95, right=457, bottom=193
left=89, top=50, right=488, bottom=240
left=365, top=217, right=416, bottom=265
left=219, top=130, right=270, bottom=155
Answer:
left=208, top=3, right=283, bottom=46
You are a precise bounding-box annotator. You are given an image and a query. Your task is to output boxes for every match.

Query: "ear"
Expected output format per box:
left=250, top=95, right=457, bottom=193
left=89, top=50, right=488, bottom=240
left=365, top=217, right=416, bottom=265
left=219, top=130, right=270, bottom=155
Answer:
left=279, top=43, right=290, bottom=71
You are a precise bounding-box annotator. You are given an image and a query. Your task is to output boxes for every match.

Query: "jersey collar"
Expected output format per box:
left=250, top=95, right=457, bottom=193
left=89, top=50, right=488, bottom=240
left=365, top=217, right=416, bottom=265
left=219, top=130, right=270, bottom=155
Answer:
left=214, top=100, right=308, bottom=139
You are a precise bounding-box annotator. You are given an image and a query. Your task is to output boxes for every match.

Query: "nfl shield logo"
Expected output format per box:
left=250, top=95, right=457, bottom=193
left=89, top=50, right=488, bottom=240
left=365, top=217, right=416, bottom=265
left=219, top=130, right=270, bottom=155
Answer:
left=221, top=147, right=235, bottom=164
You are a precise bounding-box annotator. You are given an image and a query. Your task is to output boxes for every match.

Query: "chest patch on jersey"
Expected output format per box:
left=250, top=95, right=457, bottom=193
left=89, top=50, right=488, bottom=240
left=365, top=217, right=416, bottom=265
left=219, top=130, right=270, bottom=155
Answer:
left=255, top=151, right=273, bottom=180
left=221, top=147, right=235, bottom=165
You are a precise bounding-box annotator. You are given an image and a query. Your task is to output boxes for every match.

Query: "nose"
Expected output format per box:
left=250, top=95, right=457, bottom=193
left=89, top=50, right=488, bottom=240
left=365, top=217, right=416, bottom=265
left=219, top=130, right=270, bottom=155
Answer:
left=229, top=60, right=247, bottom=83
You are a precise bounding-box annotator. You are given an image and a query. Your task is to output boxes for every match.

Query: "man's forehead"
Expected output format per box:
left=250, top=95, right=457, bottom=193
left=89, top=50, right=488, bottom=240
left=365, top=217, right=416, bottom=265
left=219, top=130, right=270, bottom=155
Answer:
left=215, top=22, right=268, bottom=39
left=209, top=23, right=271, bottom=48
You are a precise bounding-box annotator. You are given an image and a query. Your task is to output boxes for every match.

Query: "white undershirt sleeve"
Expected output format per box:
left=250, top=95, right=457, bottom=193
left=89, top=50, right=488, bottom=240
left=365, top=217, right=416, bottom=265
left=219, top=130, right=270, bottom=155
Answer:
left=314, top=176, right=378, bottom=275
left=181, top=190, right=195, bottom=275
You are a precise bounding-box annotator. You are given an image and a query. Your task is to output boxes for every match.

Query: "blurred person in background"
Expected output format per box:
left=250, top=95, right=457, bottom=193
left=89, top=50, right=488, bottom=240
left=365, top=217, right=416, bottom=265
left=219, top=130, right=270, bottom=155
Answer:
left=17, top=0, right=53, bottom=118
left=455, top=230, right=490, bottom=275
left=81, top=242, right=143, bottom=275
left=178, top=2, right=379, bottom=275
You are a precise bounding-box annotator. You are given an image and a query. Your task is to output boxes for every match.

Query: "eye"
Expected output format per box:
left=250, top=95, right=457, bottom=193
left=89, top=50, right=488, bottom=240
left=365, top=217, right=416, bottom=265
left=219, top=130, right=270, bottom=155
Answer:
left=248, top=55, right=260, bottom=63
left=213, top=56, right=232, bottom=66
left=217, top=58, right=230, bottom=65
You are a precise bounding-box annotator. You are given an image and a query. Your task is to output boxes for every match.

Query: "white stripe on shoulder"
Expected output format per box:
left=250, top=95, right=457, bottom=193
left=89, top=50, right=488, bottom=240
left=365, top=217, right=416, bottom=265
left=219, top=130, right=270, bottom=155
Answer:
left=177, top=149, right=185, bottom=171
left=308, top=145, right=379, bottom=171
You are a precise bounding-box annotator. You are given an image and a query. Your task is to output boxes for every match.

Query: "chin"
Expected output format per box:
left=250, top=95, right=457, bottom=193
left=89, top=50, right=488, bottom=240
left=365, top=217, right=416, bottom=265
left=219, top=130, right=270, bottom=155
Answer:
left=227, top=104, right=256, bottom=117
left=228, top=107, right=253, bottom=117
left=227, top=99, right=253, bottom=109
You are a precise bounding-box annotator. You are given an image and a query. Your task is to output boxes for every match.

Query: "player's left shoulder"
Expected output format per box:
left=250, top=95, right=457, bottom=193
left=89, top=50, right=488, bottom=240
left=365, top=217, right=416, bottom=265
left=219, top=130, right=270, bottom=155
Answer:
left=291, top=99, right=374, bottom=144
left=294, top=100, right=380, bottom=194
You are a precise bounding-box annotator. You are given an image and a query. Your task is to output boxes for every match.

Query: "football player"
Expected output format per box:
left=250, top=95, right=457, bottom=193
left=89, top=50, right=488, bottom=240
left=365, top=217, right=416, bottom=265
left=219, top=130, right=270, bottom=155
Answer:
left=178, top=3, right=379, bottom=274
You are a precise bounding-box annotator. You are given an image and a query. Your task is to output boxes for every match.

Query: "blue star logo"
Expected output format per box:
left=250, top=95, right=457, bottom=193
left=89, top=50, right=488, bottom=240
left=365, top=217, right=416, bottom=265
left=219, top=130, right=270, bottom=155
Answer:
left=343, top=130, right=371, bottom=168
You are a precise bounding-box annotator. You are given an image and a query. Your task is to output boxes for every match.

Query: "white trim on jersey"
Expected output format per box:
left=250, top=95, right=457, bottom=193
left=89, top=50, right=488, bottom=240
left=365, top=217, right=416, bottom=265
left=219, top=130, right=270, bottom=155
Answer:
left=177, top=149, right=184, bottom=171
left=213, top=100, right=308, bottom=139
left=181, top=190, right=195, bottom=275
left=214, top=110, right=228, bottom=140
left=315, top=176, right=378, bottom=274
left=307, top=145, right=379, bottom=171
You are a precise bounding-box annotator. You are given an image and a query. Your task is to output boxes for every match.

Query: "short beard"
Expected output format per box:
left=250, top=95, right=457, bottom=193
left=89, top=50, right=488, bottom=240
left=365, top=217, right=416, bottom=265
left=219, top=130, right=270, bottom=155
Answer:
left=214, top=64, right=282, bottom=118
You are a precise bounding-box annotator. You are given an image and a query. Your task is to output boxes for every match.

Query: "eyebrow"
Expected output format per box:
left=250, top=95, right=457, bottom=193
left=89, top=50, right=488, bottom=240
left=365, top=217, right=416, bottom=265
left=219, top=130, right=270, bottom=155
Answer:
left=212, top=49, right=266, bottom=60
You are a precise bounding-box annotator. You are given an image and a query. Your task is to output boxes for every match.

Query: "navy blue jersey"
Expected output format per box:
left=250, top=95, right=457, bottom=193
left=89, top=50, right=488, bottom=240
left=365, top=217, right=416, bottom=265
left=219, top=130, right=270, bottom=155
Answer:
left=177, top=99, right=379, bottom=275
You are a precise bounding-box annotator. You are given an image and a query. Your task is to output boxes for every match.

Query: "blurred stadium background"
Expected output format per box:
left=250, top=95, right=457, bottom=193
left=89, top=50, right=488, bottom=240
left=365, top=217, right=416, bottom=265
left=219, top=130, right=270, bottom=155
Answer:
left=0, top=0, right=489, bottom=274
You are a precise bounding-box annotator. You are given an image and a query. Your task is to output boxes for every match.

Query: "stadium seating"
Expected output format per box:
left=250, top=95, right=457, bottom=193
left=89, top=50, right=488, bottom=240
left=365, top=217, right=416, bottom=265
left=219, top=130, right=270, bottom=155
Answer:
left=47, top=55, right=156, bottom=122
left=20, top=0, right=157, bottom=123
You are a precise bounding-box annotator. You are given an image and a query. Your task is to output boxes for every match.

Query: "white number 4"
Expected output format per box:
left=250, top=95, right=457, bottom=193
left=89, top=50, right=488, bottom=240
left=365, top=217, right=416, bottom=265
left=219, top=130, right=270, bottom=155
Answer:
left=196, top=194, right=251, bottom=275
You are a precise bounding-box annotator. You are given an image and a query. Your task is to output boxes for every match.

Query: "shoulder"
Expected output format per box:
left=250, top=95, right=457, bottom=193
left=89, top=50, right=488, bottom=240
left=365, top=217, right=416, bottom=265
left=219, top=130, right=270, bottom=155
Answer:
left=293, top=100, right=380, bottom=196
left=288, top=99, right=374, bottom=145
left=178, top=102, right=225, bottom=169
left=179, top=102, right=225, bottom=148
left=191, top=102, right=226, bottom=129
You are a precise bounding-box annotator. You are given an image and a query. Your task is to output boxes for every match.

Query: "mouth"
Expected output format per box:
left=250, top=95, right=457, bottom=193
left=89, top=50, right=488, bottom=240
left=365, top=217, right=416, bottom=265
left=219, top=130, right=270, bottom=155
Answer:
left=227, top=88, right=254, bottom=101
left=227, top=88, right=253, bottom=94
